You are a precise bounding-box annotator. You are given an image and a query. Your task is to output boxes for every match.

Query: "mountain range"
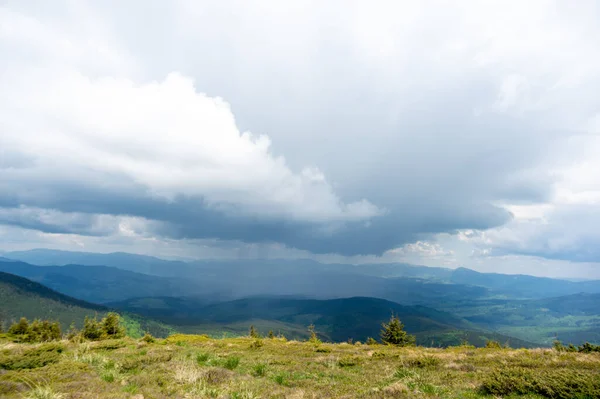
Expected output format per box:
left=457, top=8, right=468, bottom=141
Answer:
left=1, top=248, right=600, bottom=346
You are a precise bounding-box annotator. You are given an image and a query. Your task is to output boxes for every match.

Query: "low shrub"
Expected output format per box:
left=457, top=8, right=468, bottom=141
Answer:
left=252, top=362, right=268, bottom=377
left=165, top=333, right=210, bottom=345
left=203, top=367, right=233, bottom=384
left=404, top=355, right=440, bottom=368
left=338, top=356, right=361, bottom=367
left=273, top=373, right=288, bottom=386
left=249, top=338, right=264, bottom=349
left=485, top=340, right=502, bottom=349
left=140, top=332, right=155, bottom=343
left=223, top=356, right=240, bottom=370
left=482, top=367, right=600, bottom=399
left=196, top=351, right=211, bottom=364
left=0, top=343, right=64, bottom=370
left=578, top=342, right=600, bottom=353
left=92, top=340, right=126, bottom=351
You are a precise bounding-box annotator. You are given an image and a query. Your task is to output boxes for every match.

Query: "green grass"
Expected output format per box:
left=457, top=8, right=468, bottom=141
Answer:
left=1, top=335, right=599, bottom=398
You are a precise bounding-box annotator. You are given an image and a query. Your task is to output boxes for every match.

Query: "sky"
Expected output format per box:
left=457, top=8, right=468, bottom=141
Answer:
left=1, top=0, right=600, bottom=278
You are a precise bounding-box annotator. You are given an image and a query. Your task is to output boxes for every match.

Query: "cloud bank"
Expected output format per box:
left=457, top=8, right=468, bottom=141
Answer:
left=1, top=0, right=600, bottom=276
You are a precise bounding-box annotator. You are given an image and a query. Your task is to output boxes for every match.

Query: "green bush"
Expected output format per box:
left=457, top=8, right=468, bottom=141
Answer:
left=366, top=337, right=378, bottom=345
left=82, top=316, right=103, bottom=340
left=578, top=342, right=600, bottom=353
left=250, top=338, right=264, bottom=349
left=93, top=340, right=126, bottom=350
left=196, top=352, right=210, bottom=364
left=404, top=355, right=440, bottom=368
left=273, top=373, right=287, bottom=386
left=315, top=347, right=331, bottom=353
left=140, top=332, right=155, bottom=343
left=485, top=340, right=502, bottom=349
left=482, top=367, right=600, bottom=399
left=252, top=363, right=268, bottom=377
left=0, top=343, right=64, bottom=370
left=8, top=317, right=30, bottom=335
left=223, top=356, right=240, bottom=370
left=553, top=340, right=565, bottom=352
left=338, top=356, right=361, bottom=367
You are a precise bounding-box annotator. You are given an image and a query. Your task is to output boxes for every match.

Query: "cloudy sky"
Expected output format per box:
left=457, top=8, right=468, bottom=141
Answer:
left=1, top=0, right=600, bottom=278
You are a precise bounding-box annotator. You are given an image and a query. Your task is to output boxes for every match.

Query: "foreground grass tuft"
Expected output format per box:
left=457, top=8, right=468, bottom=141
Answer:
left=24, top=385, right=65, bottom=399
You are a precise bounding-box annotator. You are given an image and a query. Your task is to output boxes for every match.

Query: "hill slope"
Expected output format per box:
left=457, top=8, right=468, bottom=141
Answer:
left=0, top=272, right=171, bottom=337
left=439, top=292, right=600, bottom=345
left=0, top=271, right=106, bottom=330
left=0, top=259, right=216, bottom=303
left=111, top=295, right=536, bottom=347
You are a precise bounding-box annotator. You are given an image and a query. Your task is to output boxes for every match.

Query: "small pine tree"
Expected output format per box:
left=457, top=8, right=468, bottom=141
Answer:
left=249, top=325, right=260, bottom=338
left=567, top=343, right=578, bottom=352
left=66, top=322, right=79, bottom=341
left=485, top=340, right=502, bottom=349
left=8, top=317, right=30, bottom=335
left=268, top=330, right=275, bottom=339
left=141, top=332, right=155, bottom=343
left=27, top=320, right=61, bottom=342
left=82, top=316, right=103, bottom=340
left=366, top=337, right=378, bottom=345
left=380, top=314, right=415, bottom=346
left=102, top=312, right=125, bottom=338
left=308, top=324, right=321, bottom=344
left=553, top=340, right=565, bottom=351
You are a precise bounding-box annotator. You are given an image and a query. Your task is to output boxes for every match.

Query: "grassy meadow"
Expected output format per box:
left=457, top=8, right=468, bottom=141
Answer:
left=2, top=334, right=600, bottom=399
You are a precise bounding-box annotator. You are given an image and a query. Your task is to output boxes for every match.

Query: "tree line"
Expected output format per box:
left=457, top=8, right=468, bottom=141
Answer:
left=2, top=313, right=125, bottom=343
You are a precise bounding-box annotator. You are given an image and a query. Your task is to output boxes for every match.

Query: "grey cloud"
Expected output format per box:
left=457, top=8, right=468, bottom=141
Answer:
left=1, top=0, right=599, bottom=264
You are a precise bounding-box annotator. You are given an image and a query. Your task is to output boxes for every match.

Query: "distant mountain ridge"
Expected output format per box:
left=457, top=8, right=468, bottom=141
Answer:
left=0, top=258, right=490, bottom=307
left=5, top=248, right=600, bottom=300
left=0, top=259, right=219, bottom=303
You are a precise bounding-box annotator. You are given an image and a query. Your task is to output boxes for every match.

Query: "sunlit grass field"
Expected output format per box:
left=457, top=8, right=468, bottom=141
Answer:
left=2, top=334, right=600, bottom=398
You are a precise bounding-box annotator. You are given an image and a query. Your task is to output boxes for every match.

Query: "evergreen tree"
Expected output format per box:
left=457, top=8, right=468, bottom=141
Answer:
left=268, top=330, right=275, bottom=339
left=66, top=322, right=79, bottom=340
left=308, top=324, right=321, bottom=344
left=249, top=325, right=260, bottom=338
left=102, top=312, right=125, bottom=338
left=380, top=314, right=415, bottom=346
left=8, top=317, right=30, bottom=335
left=82, top=316, right=103, bottom=340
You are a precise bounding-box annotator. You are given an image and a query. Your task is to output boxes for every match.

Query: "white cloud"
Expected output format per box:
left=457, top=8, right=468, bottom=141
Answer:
left=0, top=67, right=381, bottom=223
left=1, top=0, right=600, bottom=276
